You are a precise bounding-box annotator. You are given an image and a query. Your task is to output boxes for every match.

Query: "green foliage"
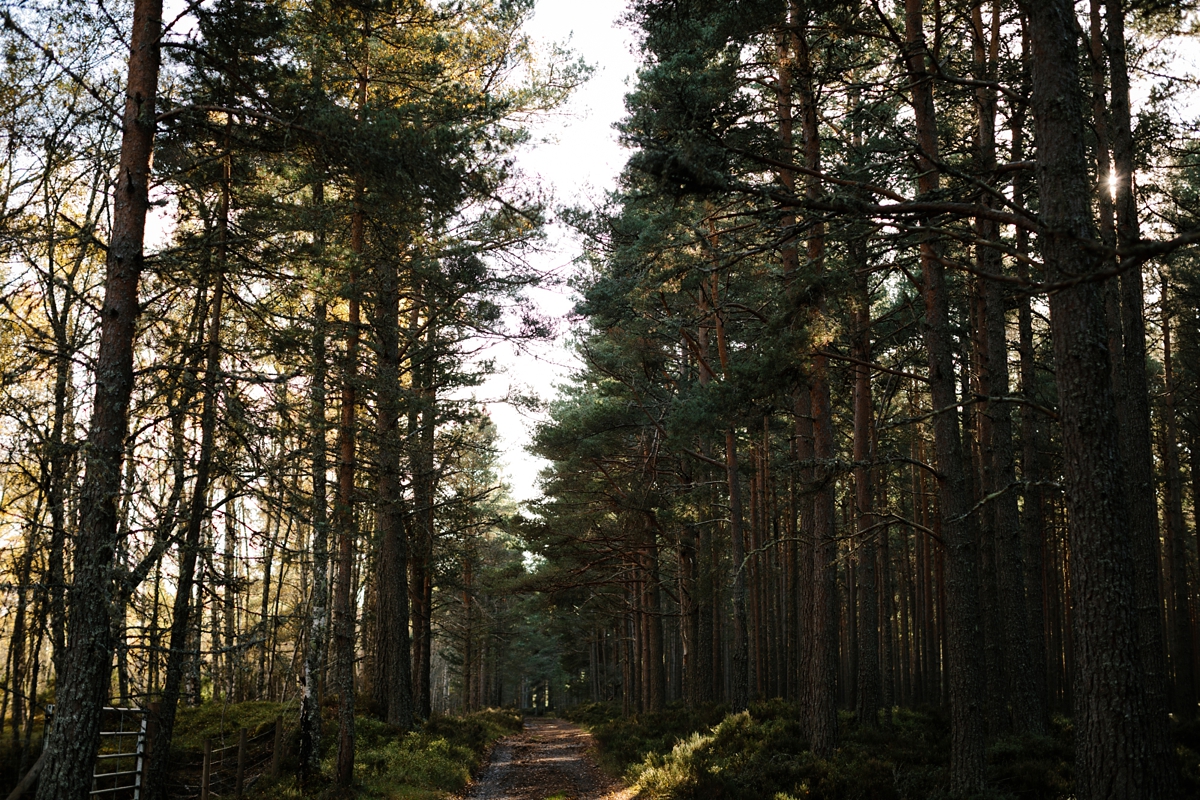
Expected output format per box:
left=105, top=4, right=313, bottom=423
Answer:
left=575, top=703, right=1088, bottom=800
left=564, top=701, right=727, bottom=776
left=422, top=708, right=524, bottom=756
left=244, top=707, right=520, bottom=799
left=351, top=709, right=522, bottom=798
left=172, top=700, right=289, bottom=753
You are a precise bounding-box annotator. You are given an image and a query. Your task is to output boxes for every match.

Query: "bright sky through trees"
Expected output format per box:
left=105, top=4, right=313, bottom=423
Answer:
left=478, top=0, right=638, bottom=502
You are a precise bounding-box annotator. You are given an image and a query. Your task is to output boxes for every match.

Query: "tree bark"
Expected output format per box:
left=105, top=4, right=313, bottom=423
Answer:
left=373, top=250, right=415, bottom=729
left=793, top=3, right=838, bottom=755
left=1161, top=272, right=1196, bottom=721
left=1022, top=0, right=1179, bottom=794
left=1103, top=0, right=1175, bottom=745
left=903, top=0, right=986, bottom=788
left=333, top=165, right=365, bottom=787
left=851, top=252, right=879, bottom=728
left=145, top=271, right=225, bottom=800
left=35, top=1, right=162, bottom=793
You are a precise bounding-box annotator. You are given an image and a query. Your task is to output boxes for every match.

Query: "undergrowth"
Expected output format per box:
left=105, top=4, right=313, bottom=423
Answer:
left=255, top=705, right=522, bottom=799
left=172, top=699, right=290, bottom=752
left=568, top=700, right=1198, bottom=799
left=0, top=700, right=521, bottom=800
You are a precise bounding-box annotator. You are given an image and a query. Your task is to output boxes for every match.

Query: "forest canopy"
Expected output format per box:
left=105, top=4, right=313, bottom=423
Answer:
left=3, top=0, right=1200, bottom=798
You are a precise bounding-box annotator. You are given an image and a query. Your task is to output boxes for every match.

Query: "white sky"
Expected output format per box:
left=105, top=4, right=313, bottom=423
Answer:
left=475, top=0, right=639, bottom=504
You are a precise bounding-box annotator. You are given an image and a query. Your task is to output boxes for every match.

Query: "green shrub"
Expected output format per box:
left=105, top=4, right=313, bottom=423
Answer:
left=986, top=733, right=1071, bottom=799
left=574, top=701, right=727, bottom=775
left=340, top=708, right=520, bottom=799
left=234, top=706, right=519, bottom=799
left=598, top=703, right=1085, bottom=800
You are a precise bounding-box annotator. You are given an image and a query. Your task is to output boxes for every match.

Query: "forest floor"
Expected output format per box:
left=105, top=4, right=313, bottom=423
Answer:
left=462, top=718, right=635, bottom=800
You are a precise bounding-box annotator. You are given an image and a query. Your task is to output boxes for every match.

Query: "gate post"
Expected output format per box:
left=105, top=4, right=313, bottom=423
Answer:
left=200, top=738, right=212, bottom=800
left=140, top=702, right=159, bottom=796
left=234, top=727, right=247, bottom=797
left=270, top=716, right=283, bottom=777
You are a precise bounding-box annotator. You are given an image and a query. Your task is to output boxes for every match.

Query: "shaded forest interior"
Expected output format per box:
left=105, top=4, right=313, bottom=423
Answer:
left=4, top=0, right=1200, bottom=798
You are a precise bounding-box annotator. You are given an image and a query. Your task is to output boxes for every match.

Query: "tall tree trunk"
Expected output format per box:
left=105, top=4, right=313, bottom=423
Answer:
left=793, top=4, right=838, bottom=755
left=463, top=555, right=475, bottom=711
left=333, top=163, right=365, bottom=787
left=1012, top=18, right=1050, bottom=719
left=299, top=185, right=330, bottom=782
left=723, top=425, right=750, bottom=713
left=35, top=0, right=162, bottom=795
left=712, top=274, right=750, bottom=712
left=1022, top=0, right=1179, bottom=794
left=373, top=250, right=415, bottom=730
left=973, top=0, right=1042, bottom=735
left=8, top=515, right=39, bottom=766
left=852, top=255, right=879, bottom=728
left=223, top=486, right=238, bottom=700
left=693, top=291, right=717, bottom=705
left=643, top=528, right=666, bottom=711
left=679, top=519, right=699, bottom=705
left=47, top=329, right=72, bottom=678
left=1102, top=0, right=1175, bottom=744
left=1161, top=271, right=1196, bottom=721
left=409, top=313, right=437, bottom=721
left=903, top=0, right=986, bottom=788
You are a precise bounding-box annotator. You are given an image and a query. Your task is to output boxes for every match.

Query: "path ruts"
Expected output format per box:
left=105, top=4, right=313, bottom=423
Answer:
left=463, top=718, right=633, bottom=800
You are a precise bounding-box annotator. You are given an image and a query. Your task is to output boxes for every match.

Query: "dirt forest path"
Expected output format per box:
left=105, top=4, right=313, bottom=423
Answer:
left=462, top=718, right=635, bottom=800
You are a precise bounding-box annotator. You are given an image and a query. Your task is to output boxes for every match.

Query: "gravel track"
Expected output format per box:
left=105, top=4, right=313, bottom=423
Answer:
left=462, top=718, right=634, bottom=800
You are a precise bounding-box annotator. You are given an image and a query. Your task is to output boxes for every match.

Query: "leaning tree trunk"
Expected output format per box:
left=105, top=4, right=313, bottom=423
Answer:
left=35, top=1, right=162, bottom=796
left=1022, top=0, right=1180, bottom=794
left=145, top=269, right=225, bottom=800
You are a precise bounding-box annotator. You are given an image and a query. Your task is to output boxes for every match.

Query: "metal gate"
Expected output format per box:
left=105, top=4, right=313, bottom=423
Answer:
left=44, top=705, right=149, bottom=800
left=91, top=706, right=148, bottom=799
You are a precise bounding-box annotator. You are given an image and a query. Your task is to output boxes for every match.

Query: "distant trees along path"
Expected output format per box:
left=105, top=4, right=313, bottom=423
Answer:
left=0, top=0, right=1197, bottom=798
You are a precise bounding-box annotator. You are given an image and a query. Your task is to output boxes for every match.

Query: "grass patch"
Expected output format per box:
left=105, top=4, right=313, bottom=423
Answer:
left=248, top=706, right=522, bottom=799
left=172, top=700, right=289, bottom=753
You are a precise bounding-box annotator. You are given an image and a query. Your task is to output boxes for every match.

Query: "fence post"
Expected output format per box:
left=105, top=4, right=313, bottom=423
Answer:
left=270, top=715, right=283, bottom=777
left=141, top=702, right=159, bottom=793
left=200, top=738, right=212, bottom=800
left=235, top=727, right=247, bottom=797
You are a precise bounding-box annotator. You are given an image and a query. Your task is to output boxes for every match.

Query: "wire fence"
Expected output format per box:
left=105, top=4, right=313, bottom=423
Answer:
left=29, top=705, right=286, bottom=800
left=162, top=716, right=285, bottom=800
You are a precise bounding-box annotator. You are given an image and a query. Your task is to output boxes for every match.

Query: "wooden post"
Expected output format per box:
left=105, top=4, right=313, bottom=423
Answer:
left=234, top=727, right=247, bottom=797
left=141, top=703, right=160, bottom=793
left=200, top=739, right=212, bottom=800
left=271, top=716, right=283, bottom=777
